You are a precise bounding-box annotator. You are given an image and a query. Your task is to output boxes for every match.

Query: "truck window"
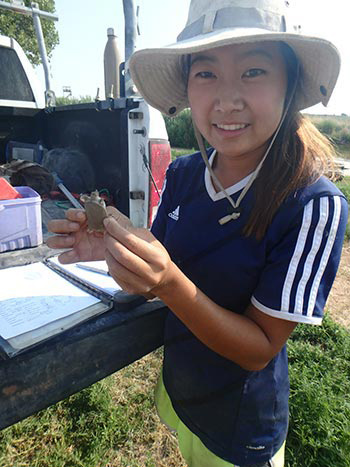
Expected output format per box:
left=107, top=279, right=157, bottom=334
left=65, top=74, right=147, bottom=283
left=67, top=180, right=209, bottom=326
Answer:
left=0, top=47, right=35, bottom=102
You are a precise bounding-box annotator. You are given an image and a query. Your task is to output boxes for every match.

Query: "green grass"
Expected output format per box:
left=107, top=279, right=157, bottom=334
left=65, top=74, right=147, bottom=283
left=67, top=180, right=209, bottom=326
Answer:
left=286, top=314, right=350, bottom=467
left=306, top=114, right=350, bottom=147
left=171, top=147, right=195, bottom=160
left=1, top=318, right=350, bottom=466
left=336, top=176, right=350, bottom=241
left=0, top=377, right=123, bottom=467
left=337, top=143, right=350, bottom=160
left=336, top=176, right=350, bottom=202
left=0, top=350, right=181, bottom=467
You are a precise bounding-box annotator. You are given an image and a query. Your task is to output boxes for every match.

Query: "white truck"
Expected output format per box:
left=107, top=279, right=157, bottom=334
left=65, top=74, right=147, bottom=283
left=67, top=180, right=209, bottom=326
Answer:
left=0, top=1, right=169, bottom=429
left=0, top=0, right=171, bottom=260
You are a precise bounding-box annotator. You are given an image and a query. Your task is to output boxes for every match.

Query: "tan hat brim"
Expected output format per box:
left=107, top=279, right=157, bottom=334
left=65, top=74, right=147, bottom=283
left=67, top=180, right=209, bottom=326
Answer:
left=129, top=28, right=340, bottom=115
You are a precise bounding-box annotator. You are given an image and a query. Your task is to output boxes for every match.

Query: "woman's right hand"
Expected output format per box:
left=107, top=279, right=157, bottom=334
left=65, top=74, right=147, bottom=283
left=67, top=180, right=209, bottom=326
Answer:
left=46, top=208, right=105, bottom=264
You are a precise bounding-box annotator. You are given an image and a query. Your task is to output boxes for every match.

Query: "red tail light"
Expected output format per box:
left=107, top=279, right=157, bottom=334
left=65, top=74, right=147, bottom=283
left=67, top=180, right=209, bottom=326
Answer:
left=148, top=139, right=171, bottom=228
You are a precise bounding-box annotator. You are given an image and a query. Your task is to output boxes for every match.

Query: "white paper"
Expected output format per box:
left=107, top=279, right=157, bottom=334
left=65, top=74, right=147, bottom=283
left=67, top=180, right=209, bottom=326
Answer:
left=0, top=262, right=100, bottom=339
left=48, top=257, right=122, bottom=295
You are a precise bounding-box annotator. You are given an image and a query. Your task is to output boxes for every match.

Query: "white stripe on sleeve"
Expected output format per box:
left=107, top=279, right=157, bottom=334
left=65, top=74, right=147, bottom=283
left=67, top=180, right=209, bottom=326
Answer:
left=306, top=196, right=342, bottom=317
left=294, top=197, right=329, bottom=314
left=281, top=200, right=313, bottom=312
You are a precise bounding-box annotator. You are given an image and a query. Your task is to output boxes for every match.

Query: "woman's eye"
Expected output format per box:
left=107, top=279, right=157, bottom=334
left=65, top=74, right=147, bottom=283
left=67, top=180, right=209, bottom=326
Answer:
left=243, top=68, right=266, bottom=78
left=195, top=71, right=215, bottom=79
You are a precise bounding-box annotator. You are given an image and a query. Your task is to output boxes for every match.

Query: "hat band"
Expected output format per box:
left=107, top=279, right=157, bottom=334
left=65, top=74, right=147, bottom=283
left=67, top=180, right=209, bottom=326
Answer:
left=177, top=6, right=287, bottom=41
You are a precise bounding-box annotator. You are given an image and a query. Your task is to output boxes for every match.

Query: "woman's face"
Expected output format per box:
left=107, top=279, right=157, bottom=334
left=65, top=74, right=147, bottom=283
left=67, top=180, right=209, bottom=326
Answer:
left=187, top=42, right=288, bottom=167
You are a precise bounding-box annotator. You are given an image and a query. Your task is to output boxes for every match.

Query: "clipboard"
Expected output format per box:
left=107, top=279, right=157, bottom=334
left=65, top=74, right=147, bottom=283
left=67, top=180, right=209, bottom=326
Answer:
left=45, top=257, right=147, bottom=311
left=0, top=257, right=145, bottom=359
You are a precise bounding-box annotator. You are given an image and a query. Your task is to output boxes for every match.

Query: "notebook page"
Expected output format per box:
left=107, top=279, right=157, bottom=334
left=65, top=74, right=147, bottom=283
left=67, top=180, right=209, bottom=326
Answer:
left=48, top=257, right=122, bottom=295
left=0, top=262, right=100, bottom=339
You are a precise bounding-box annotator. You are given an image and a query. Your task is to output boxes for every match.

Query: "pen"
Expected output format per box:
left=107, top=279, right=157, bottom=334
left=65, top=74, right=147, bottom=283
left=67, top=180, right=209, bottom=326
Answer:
left=76, top=264, right=110, bottom=276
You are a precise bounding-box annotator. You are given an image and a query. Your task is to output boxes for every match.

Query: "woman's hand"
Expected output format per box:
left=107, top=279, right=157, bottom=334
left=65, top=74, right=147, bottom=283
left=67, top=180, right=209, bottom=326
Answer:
left=103, top=214, right=175, bottom=296
left=46, top=206, right=131, bottom=264
left=46, top=208, right=105, bottom=263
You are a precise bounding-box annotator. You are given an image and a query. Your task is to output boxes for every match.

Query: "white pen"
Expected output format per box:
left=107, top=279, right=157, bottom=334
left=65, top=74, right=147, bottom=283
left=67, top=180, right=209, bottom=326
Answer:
left=76, top=263, right=111, bottom=276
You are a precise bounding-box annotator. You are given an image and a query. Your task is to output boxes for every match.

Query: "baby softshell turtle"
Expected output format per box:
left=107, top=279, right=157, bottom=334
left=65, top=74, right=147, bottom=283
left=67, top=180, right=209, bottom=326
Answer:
left=80, top=190, right=108, bottom=232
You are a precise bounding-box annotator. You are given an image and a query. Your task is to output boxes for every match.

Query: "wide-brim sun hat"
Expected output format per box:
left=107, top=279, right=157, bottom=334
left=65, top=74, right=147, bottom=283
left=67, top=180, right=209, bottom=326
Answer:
left=129, top=0, right=341, bottom=116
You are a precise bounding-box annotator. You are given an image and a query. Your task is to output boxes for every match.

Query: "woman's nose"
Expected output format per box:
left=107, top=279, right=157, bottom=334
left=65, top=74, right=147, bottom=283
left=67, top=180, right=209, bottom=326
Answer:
left=214, top=83, right=245, bottom=113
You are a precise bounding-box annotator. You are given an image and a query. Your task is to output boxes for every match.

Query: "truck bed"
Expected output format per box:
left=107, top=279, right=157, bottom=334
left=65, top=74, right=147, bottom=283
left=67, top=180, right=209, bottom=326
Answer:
left=0, top=200, right=166, bottom=430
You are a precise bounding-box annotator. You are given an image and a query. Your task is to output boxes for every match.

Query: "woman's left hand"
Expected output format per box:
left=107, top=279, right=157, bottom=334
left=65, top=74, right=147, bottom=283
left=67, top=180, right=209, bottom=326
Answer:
left=103, top=213, right=175, bottom=296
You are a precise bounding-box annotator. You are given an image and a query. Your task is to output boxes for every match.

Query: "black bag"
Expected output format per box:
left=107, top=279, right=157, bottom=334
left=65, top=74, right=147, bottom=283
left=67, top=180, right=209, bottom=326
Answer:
left=0, top=160, right=55, bottom=196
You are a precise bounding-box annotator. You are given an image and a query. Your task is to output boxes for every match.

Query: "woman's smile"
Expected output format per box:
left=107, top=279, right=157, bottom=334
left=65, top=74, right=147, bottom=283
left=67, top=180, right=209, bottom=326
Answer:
left=213, top=122, right=250, bottom=138
left=215, top=123, right=249, bottom=131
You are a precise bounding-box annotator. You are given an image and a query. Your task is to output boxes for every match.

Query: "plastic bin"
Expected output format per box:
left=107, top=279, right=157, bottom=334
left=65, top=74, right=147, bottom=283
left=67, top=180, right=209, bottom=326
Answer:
left=0, top=186, right=42, bottom=253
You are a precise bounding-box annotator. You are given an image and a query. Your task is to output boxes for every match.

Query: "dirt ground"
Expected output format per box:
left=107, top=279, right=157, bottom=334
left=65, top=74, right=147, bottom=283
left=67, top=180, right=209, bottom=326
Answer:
left=326, top=241, right=350, bottom=329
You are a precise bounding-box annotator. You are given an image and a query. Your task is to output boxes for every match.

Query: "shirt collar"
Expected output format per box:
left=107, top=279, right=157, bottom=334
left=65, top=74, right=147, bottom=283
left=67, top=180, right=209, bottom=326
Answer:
left=204, top=150, right=252, bottom=202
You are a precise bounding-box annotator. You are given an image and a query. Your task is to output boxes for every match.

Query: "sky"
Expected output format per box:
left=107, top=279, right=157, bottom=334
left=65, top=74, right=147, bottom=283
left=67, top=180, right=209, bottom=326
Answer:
left=38, top=0, right=349, bottom=116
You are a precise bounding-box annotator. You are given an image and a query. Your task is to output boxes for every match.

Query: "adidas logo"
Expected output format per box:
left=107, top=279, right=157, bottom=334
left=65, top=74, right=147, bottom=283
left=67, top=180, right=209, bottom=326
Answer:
left=168, top=206, right=180, bottom=221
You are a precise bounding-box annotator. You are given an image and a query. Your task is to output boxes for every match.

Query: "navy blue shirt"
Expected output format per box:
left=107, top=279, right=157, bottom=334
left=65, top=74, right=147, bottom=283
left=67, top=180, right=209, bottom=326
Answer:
left=151, top=150, right=348, bottom=465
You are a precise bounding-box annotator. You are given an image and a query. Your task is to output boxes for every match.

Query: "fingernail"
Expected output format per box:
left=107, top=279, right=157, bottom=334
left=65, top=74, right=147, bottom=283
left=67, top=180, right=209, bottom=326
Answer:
left=77, top=211, right=85, bottom=220
left=103, top=217, right=111, bottom=227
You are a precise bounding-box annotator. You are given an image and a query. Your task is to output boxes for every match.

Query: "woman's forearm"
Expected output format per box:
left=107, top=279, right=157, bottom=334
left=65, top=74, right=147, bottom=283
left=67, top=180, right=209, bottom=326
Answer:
left=154, top=263, right=280, bottom=371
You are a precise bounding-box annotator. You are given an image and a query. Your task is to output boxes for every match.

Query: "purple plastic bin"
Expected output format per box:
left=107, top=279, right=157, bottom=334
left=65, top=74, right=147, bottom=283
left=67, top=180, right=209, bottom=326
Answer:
left=0, top=186, right=42, bottom=253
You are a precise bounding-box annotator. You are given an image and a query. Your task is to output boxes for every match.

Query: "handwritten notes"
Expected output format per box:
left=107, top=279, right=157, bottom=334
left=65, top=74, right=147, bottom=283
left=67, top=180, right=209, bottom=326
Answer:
left=0, top=262, right=100, bottom=339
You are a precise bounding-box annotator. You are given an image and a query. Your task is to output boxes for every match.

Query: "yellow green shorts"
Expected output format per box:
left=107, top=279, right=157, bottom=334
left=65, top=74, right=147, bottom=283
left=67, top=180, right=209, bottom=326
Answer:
left=155, top=373, right=285, bottom=467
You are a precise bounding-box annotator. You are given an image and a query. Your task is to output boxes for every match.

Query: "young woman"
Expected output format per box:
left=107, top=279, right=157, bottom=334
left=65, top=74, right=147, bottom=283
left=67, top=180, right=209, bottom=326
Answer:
left=47, top=1, right=348, bottom=466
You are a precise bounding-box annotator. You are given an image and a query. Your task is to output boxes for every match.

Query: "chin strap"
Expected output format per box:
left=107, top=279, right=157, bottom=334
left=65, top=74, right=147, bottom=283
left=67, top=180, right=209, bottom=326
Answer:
left=193, top=122, right=282, bottom=224
left=193, top=64, right=299, bottom=226
left=193, top=123, right=241, bottom=223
